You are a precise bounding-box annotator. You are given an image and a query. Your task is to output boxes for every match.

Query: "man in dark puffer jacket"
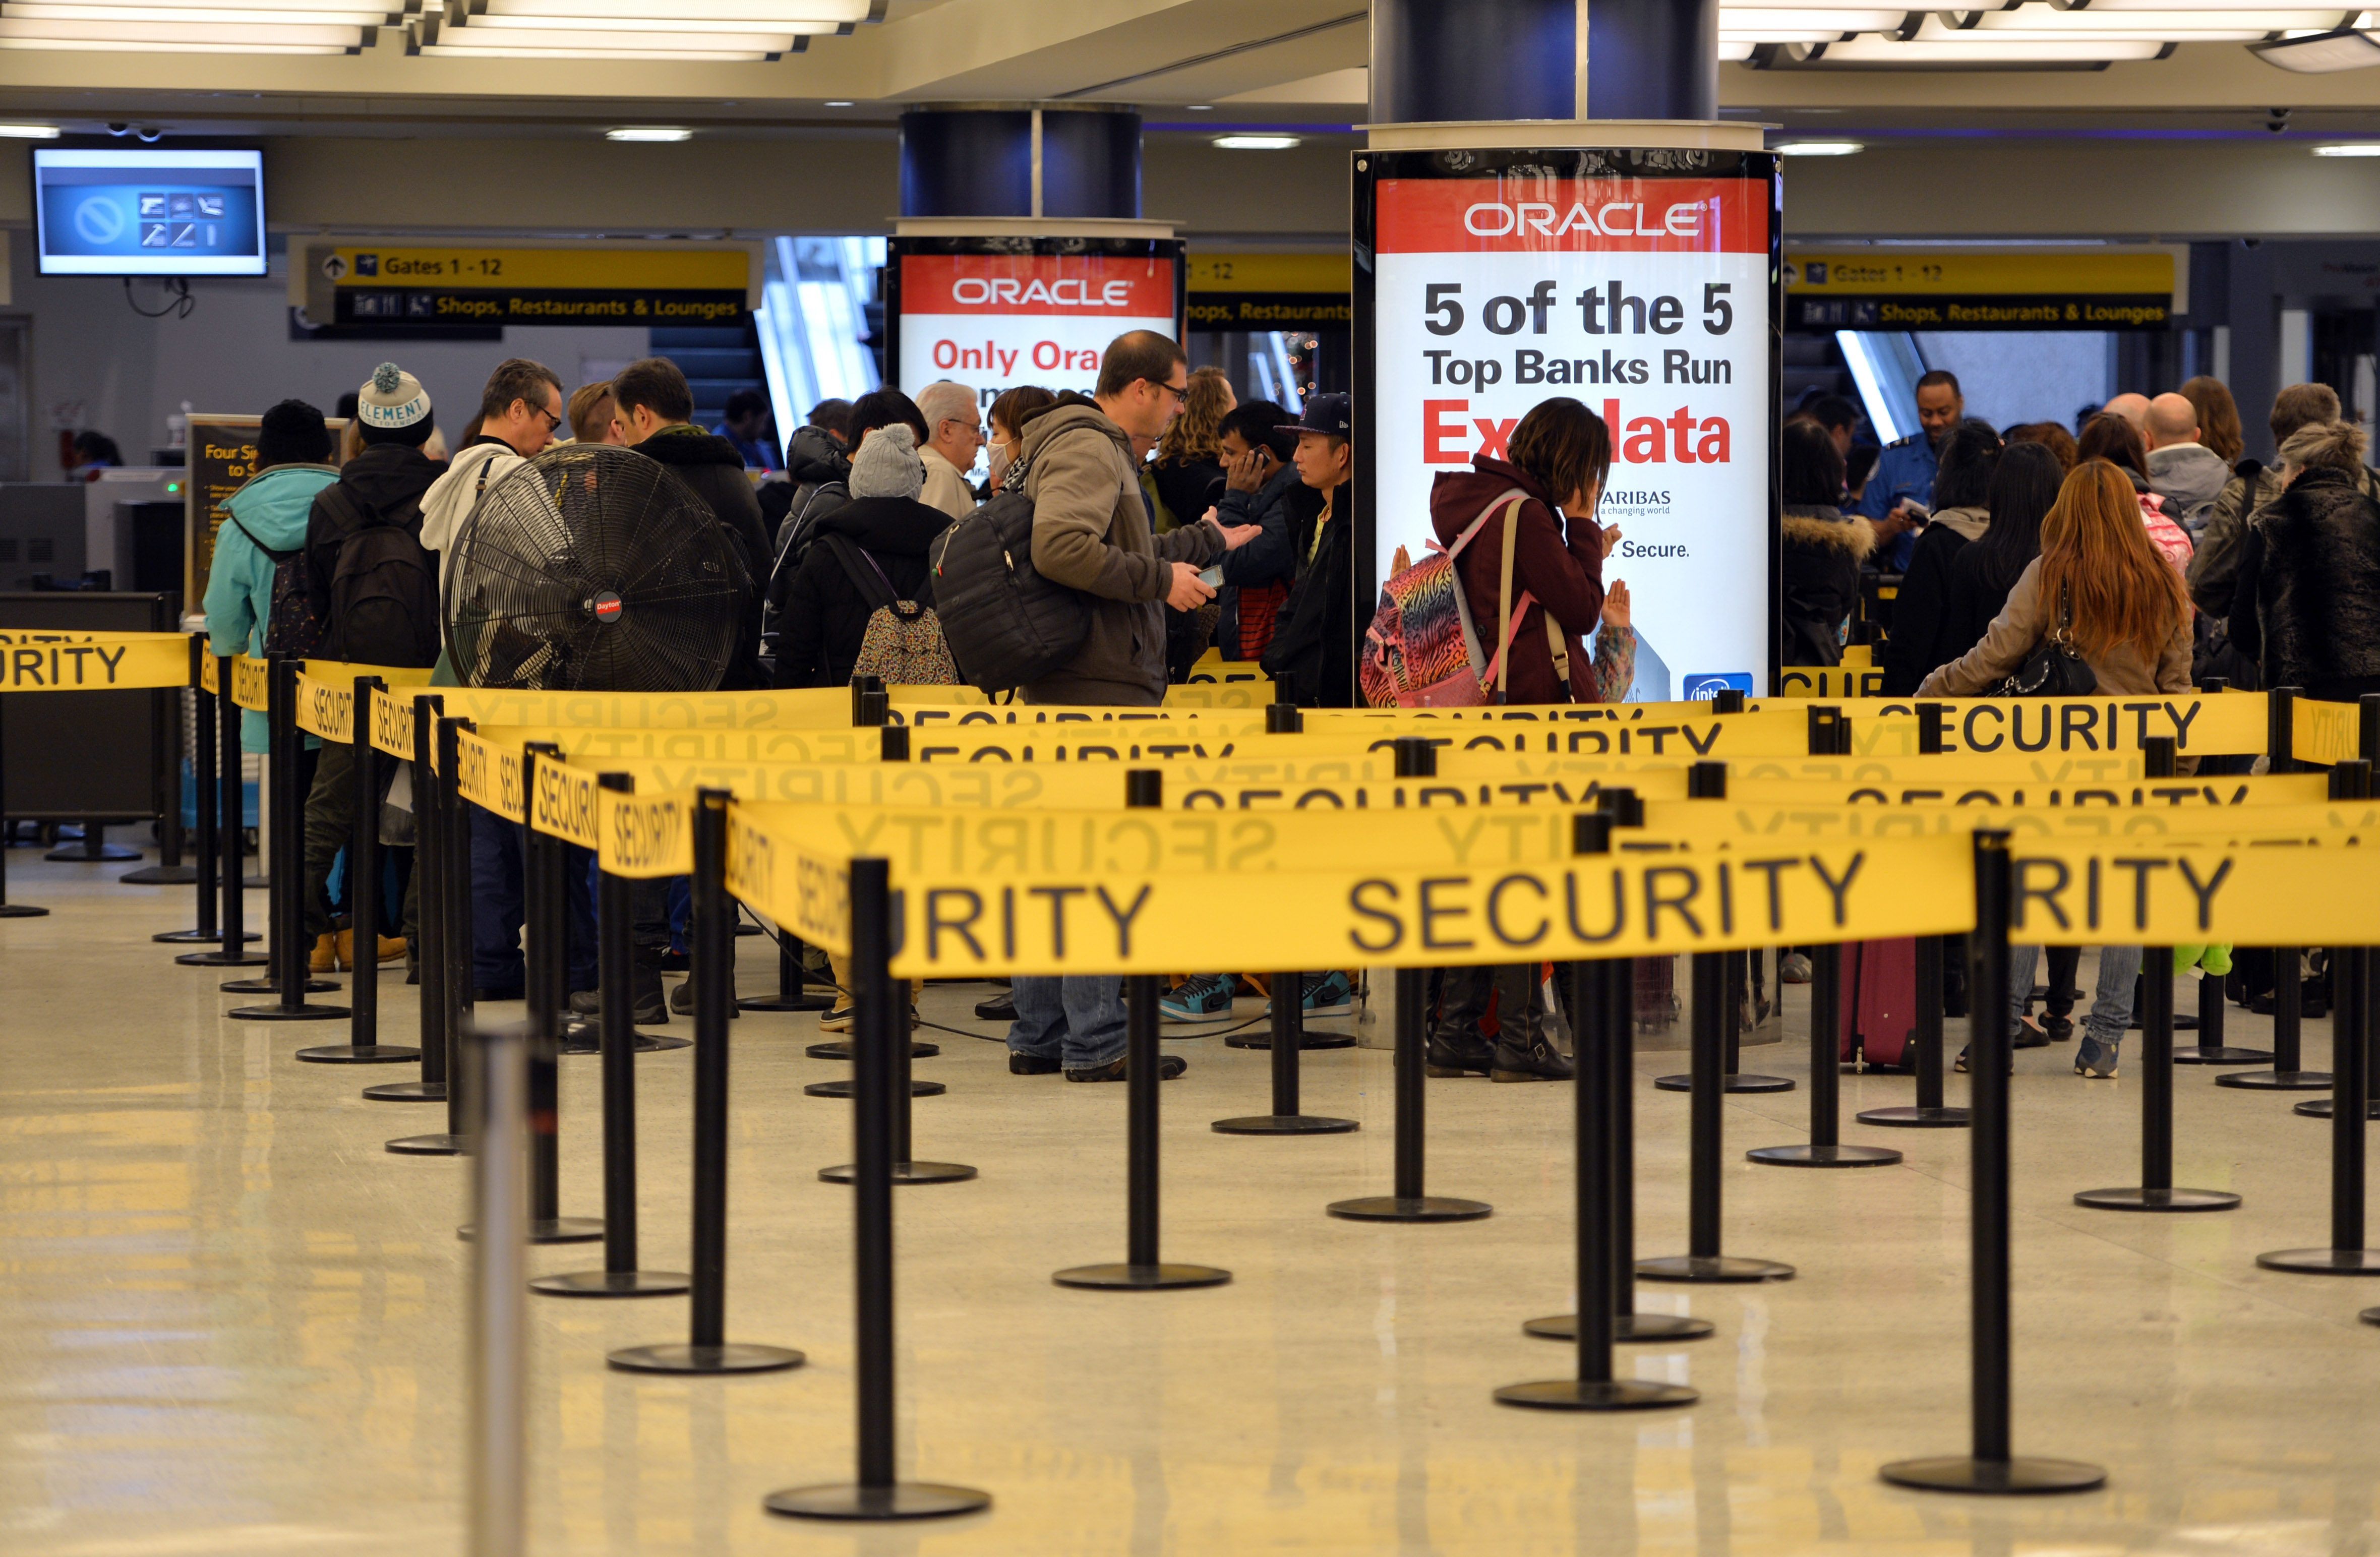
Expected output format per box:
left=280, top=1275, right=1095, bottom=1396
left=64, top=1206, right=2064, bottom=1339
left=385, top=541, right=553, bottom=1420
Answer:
left=614, top=355, right=769, bottom=689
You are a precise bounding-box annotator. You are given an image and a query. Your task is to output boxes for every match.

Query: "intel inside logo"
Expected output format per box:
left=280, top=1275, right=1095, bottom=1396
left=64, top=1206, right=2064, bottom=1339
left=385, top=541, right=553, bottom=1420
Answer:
left=1682, top=673, right=1754, bottom=700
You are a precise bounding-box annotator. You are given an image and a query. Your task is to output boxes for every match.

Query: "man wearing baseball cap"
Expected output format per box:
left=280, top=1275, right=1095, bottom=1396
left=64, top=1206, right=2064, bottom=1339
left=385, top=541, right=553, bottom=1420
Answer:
left=1258, top=391, right=1356, bottom=706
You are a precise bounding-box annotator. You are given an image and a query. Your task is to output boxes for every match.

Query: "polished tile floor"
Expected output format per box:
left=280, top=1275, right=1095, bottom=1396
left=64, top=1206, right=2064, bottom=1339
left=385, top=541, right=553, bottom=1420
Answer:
left=4, top=853, right=2379, bottom=1556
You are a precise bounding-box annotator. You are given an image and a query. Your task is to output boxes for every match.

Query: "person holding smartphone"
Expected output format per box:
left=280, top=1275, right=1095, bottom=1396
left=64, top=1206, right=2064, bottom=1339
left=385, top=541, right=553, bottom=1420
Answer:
left=1206, top=399, right=1311, bottom=661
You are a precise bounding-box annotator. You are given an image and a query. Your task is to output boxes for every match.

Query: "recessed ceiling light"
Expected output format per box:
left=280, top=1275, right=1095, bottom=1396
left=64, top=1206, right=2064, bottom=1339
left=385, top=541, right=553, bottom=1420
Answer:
left=2313, top=142, right=2380, bottom=156
left=1778, top=140, right=1863, bottom=156
left=1214, top=134, right=1299, bottom=150
left=824, top=99, right=853, bottom=106
left=1187, top=104, right=1211, bottom=110
left=0, top=123, right=61, bottom=138
left=607, top=126, right=691, bottom=141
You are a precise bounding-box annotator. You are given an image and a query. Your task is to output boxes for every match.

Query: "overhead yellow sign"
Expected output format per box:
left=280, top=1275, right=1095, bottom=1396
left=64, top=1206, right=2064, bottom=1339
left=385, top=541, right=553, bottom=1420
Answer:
left=300, top=241, right=758, bottom=327
left=1786, top=250, right=2177, bottom=332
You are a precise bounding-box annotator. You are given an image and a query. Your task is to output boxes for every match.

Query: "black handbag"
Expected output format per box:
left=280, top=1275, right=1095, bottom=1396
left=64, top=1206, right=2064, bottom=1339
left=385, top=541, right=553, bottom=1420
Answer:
left=1995, top=583, right=2097, bottom=697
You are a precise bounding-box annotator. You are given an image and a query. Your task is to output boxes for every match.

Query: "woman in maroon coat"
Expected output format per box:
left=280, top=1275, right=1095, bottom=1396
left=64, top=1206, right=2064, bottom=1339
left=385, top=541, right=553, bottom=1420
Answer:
left=1426, top=396, right=1619, bottom=705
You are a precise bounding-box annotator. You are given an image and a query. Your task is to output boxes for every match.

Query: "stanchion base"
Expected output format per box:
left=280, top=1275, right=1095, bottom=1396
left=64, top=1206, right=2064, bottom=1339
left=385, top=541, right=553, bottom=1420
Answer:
left=120, top=864, right=198, bottom=884
left=1224, top=1033, right=1358, bottom=1051
left=529, top=1269, right=691, bottom=1298
left=1523, top=1311, right=1718, bottom=1343
left=1212, top=1113, right=1360, bottom=1135
left=1746, top=1142, right=1904, bottom=1168
left=293, top=1043, right=420, bottom=1064
left=2171, top=1046, right=2274, bottom=1065
left=2072, top=1185, right=2240, bottom=1212
left=2255, top=1247, right=2380, bottom=1274
left=2215, top=1068, right=2332, bottom=1092
left=764, top=1481, right=991, bottom=1522
left=457, top=1217, right=604, bottom=1245
left=804, top=1078, right=943, bottom=1099
left=738, top=995, right=838, bottom=1013
left=2362, top=1307, right=2380, bottom=1327
left=607, top=1342, right=806, bottom=1375
left=1880, top=1455, right=2106, bottom=1495
left=221, top=976, right=337, bottom=994
left=1494, top=1377, right=1698, bottom=1411
left=1636, top=1253, right=1795, bottom=1284
left=804, top=1039, right=939, bottom=1060
left=361, top=1080, right=446, bottom=1103
left=47, top=843, right=141, bottom=861
left=156, top=927, right=249, bottom=943
left=0, top=904, right=50, bottom=917
left=385, top=1131, right=465, bottom=1156
left=556, top=1024, right=691, bottom=1056
left=630, top=1032, right=693, bottom=1053
left=1858, top=1104, right=1973, bottom=1129
left=176, top=948, right=266, bottom=966
left=1654, top=1072, right=1794, bottom=1094
left=227, top=1001, right=350, bottom=1021
left=816, top=1159, right=979, bottom=1185
left=2290, top=1098, right=2380, bottom=1120
left=1052, top=1261, right=1232, bottom=1290
left=1326, top=1194, right=1493, bottom=1223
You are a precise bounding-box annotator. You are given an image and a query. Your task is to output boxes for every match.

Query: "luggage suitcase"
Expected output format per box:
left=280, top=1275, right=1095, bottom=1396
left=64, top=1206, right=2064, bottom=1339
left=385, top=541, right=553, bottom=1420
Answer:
left=1839, top=939, right=1920, bottom=1071
left=1634, top=954, right=1677, bottom=1035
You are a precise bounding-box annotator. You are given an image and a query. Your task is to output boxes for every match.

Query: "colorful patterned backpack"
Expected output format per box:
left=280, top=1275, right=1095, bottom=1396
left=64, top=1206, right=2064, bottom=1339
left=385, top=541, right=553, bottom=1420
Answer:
left=827, top=534, right=961, bottom=687
left=1359, top=488, right=1538, bottom=707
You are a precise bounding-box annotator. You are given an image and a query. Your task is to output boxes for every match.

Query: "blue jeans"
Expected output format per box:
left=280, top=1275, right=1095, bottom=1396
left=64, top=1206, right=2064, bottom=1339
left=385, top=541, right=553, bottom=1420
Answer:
left=470, top=804, right=598, bottom=994
left=2007, top=943, right=2141, bottom=1049
left=1008, top=976, right=1127, bottom=1069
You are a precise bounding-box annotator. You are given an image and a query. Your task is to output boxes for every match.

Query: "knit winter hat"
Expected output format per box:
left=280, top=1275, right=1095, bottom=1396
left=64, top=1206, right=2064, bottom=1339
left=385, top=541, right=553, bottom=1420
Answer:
left=850, top=423, right=925, bottom=501
left=257, top=398, right=331, bottom=469
left=357, top=362, right=431, bottom=430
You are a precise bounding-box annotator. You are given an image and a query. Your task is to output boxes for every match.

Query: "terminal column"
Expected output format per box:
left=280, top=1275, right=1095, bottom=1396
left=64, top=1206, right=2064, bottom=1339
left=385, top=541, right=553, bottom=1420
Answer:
left=1372, top=0, right=1717, bottom=123
left=899, top=105, right=1141, bottom=219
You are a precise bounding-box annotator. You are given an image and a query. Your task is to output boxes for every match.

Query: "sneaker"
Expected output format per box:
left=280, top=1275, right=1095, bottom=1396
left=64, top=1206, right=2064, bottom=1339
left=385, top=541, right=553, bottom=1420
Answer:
left=1064, top=1053, right=1186, bottom=1083
left=1423, top=1032, right=1495, bottom=1078
left=974, top=991, right=1017, bottom=1022
left=1008, top=1051, right=1062, bottom=1075
left=668, top=978, right=739, bottom=1018
left=1159, top=974, right=1236, bottom=1022
left=568, top=983, right=668, bottom=1026
left=1261, top=971, right=1356, bottom=1017
left=1490, top=1035, right=1575, bottom=1082
left=2012, top=1016, right=2050, bottom=1049
left=1953, top=1045, right=2013, bottom=1075
left=2075, top=1037, right=2119, bottom=1078
left=818, top=1004, right=854, bottom=1032
left=1779, top=952, right=1812, bottom=985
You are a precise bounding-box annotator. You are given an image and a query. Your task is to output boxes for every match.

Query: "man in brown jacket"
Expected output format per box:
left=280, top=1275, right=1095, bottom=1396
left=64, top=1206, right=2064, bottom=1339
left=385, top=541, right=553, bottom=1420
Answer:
left=1014, top=330, right=1257, bottom=706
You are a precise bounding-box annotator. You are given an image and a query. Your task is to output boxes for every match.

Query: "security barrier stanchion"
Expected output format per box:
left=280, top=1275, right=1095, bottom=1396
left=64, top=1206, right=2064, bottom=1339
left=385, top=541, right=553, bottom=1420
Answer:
left=176, top=658, right=261, bottom=962
left=1056, top=771, right=1234, bottom=1285
left=2292, top=744, right=2380, bottom=1121
left=157, top=636, right=228, bottom=941
left=1749, top=942, right=1902, bottom=1169
left=1212, top=961, right=1359, bottom=1134
left=807, top=725, right=932, bottom=1059
left=0, top=691, right=44, bottom=918
left=228, top=655, right=347, bottom=1020
left=465, top=1017, right=529, bottom=1557
left=533, top=774, right=693, bottom=1296
left=1882, top=830, right=2106, bottom=1495
left=609, top=789, right=804, bottom=1374
left=765, top=855, right=991, bottom=1523
left=2073, top=932, right=2240, bottom=1209
left=1860, top=935, right=1972, bottom=1128
left=298, top=676, right=419, bottom=1064
left=1657, top=761, right=1790, bottom=1095
left=2219, top=944, right=2322, bottom=1091
left=821, top=965, right=976, bottom=1185
left=384, top=699, right=469, bottom=1145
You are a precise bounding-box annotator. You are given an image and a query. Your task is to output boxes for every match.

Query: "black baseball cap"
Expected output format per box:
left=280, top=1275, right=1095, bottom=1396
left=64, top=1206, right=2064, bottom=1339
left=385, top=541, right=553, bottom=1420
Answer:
left=1287, top=392, right=1351, bottom=438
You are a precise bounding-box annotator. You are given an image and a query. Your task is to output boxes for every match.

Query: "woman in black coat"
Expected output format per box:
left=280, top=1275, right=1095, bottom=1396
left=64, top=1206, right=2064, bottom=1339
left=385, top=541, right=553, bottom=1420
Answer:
left=1779, top=421, right=1875, bottom=666
left=2235, top=419, right=2380, bottom=704
left=772, top=424, right=949, bottom=688
left=1880, top=420, right=2000, bottom=694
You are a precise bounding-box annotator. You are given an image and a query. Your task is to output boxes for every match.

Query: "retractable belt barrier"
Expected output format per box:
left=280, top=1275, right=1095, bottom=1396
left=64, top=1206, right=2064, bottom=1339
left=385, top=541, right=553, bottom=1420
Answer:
left=0, top=630, right=195, bottom=691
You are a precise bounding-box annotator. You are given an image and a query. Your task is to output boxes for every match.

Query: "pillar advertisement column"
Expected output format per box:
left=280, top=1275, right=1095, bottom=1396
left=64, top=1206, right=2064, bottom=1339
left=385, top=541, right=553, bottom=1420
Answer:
left=1354, top=124, right=1780, bottom=701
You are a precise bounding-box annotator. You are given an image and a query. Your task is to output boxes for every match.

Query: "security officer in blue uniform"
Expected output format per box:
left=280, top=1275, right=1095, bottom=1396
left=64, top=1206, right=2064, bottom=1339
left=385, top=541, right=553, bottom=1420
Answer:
left=1853, top=369, right=1965, bottom=572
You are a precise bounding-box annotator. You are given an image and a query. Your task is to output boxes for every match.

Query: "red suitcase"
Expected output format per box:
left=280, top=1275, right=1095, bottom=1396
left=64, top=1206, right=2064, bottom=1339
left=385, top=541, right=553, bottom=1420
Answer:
left=1838, top=939, right=1919, bottom=1071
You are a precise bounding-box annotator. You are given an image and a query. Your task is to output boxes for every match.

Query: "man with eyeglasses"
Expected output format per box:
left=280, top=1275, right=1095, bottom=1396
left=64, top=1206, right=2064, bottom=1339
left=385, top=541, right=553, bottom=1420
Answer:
left=997, top=329, right=1263, bottom=1086
left=914, top=378, right=985, bottom=520
left=421, top=355, right=565, bottom=597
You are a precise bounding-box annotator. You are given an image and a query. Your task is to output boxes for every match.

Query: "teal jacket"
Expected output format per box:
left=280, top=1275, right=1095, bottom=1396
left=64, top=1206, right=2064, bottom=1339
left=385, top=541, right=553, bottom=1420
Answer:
left=205, top=462, right=339, bottom=752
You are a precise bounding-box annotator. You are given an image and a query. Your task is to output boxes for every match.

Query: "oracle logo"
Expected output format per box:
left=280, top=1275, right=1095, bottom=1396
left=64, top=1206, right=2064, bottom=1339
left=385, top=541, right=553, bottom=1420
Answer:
left=1461, top=200, right=1707, bottom=240
left=949, top=277, right=1136, bottom=308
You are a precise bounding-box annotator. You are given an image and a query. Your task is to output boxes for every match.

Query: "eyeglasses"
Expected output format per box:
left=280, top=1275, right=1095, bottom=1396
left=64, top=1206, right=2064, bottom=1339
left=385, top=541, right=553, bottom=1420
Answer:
left=534, top=403, right=564, bottom=431
left=1150, top=379, right=1189, bottom=405
left=944, top=418, right=986, bottom=441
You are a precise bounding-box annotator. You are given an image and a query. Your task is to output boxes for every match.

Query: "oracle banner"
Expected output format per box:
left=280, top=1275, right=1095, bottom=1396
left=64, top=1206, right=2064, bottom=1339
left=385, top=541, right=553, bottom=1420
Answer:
left=1359, top=151, right=1780, bottom=699
left=890, top=243, right=1183, bottom=407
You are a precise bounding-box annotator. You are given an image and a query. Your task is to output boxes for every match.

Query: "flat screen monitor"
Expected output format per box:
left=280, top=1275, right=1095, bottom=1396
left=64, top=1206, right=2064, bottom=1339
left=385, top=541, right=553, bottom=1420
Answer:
left=33, top=148, right=266, bottom=276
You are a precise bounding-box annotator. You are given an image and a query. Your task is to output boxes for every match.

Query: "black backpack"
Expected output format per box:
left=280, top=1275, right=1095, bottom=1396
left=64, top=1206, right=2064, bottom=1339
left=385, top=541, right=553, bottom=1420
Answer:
left=316, top=485, right=441, bottom=668
left=926, top=445, right=1090, bottom=694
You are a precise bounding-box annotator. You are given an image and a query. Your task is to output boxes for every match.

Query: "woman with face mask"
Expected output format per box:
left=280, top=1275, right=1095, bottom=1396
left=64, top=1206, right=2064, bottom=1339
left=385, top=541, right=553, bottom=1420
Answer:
left=985, top=384, right=1057, bottom=494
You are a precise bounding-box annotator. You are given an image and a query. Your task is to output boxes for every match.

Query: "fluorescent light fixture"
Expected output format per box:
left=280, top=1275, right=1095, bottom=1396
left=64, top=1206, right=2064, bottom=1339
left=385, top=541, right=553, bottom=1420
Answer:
left=824, top=99, right=853, bottom=105
left=607, top=126, right=691, bottom=141
left=1718, top=37, right=1756, bottom=59
left=1718, top=8, right=1907, bottom=30
left=0, top=30, right=344, bottom=44
left=0, top=14, right=358, bottom=42
left=1778, top=140, right=1864, bottom=156
left=1834, top=331, right=1905, bottom=445
left=468, top=13, right=829, bottom=32
left=1817, top=34, right=2167, bottom=62
left=418, top=41, right=771, bottom=56
left=1187, top=103, right=1212, bottom=109
left=2252, top=30, right=2380, bottom=72
left=433, top=21, right=786, bottom=46
left=1214, top=134, right=1299, bottom=150
left=469, top=0, right=846, bottom=22
left=2314, top=142, right=2380, bottom=156
left=0, top=122, right=60, bottom=136
left=9, top=2, right=389, bottom=21
left=1963, top=9, right=2344, bottom=40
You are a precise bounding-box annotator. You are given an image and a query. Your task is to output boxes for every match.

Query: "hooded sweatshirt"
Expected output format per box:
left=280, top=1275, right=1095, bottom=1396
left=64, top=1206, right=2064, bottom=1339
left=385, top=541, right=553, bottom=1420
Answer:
left=419, top=439, right=527, bottom=594
left=207, top=461, right=339, bottom=752
left=2145, top=442, right=2231, bottom=532
left=1016, top=394, right=1222, bottom=705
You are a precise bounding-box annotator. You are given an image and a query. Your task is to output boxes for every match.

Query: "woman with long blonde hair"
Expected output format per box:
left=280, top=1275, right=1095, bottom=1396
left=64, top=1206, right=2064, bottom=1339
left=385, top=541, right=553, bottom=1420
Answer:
left=1148, top=365, right=1235, bottom=529
left=1921, top=457, right=2193, bottom=1079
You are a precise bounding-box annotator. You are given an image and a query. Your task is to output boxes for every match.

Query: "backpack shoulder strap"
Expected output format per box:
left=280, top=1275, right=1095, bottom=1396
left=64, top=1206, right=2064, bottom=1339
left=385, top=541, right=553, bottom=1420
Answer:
left=225, top=511, right=298, bottom=565
left=820, top=532, right=898, bottom=614
left=316, top=483, right=371, bottom=539
left=1444, top=486, right=1529, bottom=561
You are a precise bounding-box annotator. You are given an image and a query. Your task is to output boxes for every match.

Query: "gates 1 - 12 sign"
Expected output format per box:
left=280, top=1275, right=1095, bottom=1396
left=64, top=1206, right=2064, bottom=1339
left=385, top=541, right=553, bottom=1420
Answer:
left=894, top=247, right=1180, bottom=403
left=1363, top=153, right=1777, bottom=700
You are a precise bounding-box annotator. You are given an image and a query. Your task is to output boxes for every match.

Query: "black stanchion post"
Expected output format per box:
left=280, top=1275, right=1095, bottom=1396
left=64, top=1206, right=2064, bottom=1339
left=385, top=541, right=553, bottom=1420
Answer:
left=766, top=855, right=990, bottom=1523
left=1656, top=761, right=1789, bottom=1094
left=121, top=631, right=194, bottom=882
left=383, top=696, right=466, bottom=1139
left=0, top=690, right=39, bottom=918
left=610, top=789, right=804, bottom=1374
left=1860, top=934, right=1972, bottom=1128
left=465, top=1016, right=528, bottom=1557
left=2291, top=750, right=2378, bottom=1121
left=1057, top=771, right=1235, bottom=1284
left=534, top=774, right=692, bottom=1296
left=1883, top=830, right=2107, bottom=1495
left=228, top=655, right=346, bottom=1019
left=156, top=636, right=225, bottom=935
left=2140, top=729, right=2266, bottom=1066
left=177, top=658, right=261, bottom=961
left=298, top=676, right=419, bottom=1063
left=2217, top=694, right=2323, bottom=1090
left=799, top=723, right=934, bottom=1060
left=1749, top=942, right=1901, bottom=1169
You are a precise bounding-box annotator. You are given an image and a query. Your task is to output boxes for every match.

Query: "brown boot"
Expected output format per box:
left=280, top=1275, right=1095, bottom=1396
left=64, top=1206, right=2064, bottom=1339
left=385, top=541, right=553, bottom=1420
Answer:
left=311, top=933, right=340, bottom=973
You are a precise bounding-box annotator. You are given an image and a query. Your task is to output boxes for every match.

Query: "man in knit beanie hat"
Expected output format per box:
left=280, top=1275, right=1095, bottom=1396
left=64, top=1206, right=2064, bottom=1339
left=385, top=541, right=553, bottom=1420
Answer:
left=355, top=361, right=435, bottom=445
